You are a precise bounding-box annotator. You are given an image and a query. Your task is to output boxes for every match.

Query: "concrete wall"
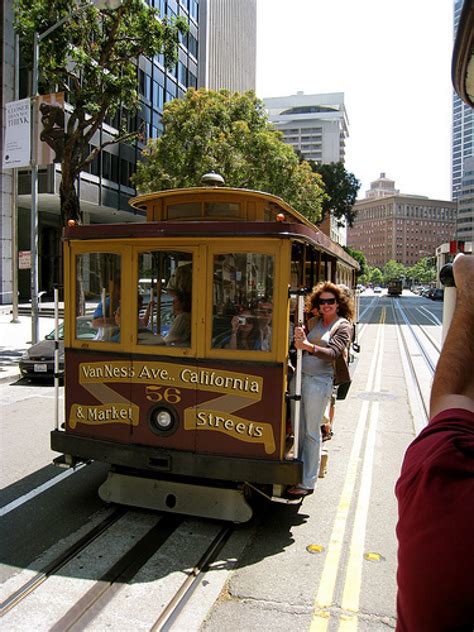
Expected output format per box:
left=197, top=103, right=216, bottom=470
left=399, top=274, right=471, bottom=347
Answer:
left=1, top=0, right=16, bottom=304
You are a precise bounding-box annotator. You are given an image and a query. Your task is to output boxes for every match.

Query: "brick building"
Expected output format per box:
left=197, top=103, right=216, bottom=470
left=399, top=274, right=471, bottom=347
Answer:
left=348, top=174, right=456, bottom=268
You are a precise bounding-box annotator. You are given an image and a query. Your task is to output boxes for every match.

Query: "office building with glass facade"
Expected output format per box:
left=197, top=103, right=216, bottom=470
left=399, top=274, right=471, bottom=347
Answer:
left=1, top=0, right=257, bottom=303
left=452, top=0, right=473, bottom=201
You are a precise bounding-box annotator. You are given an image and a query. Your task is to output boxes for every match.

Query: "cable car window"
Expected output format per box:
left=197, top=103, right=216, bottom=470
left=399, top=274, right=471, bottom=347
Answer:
left=204, top=202, right=240, bottom=218
left=137, top=251, right=192, bottom=348
left=263, top=203, right=281, bottom=221
left=211, top=253, right=274, bottom=351
left=76, top=253, right=121, bottom=342
left=166, top=202, right=201, bottom=219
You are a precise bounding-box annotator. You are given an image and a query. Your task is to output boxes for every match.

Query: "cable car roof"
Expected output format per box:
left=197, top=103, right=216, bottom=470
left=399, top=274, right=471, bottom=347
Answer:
left=129, top=186, right=318, bottom=230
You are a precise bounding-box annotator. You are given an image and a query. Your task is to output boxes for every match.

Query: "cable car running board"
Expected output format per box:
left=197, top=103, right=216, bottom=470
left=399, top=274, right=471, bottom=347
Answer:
left=98, top=471, right=254, bottom=523
left=244, top=482, right=302, bottom=505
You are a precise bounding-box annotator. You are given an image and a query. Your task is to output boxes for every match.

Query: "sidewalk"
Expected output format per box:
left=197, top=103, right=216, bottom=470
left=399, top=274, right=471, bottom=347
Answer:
left=0, top=306, right=55, bottom=383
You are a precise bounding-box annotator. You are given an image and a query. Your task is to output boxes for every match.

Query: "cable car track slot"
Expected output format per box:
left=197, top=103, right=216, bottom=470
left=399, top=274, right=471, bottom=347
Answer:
left=50, top=514, right=183, bottom=632
left=150, top=524, right=233, bottom=632
left=0, top=508, right=127, bottom=617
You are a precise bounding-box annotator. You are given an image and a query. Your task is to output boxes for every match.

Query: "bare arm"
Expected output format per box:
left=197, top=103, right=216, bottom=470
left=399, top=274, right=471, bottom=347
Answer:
left=429, top=254, right=474, bottom=419
left=226, top=316, right=240, bottom=350
left=92, top=315, right=115, bottom=329
left=139, top=301, right=154, bottom=327
left=294, top=320, right=351, bottom=361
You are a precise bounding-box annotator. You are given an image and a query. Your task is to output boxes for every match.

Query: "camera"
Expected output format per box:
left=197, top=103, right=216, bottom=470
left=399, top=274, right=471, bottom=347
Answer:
left=238, top=316, right=247, bottom=325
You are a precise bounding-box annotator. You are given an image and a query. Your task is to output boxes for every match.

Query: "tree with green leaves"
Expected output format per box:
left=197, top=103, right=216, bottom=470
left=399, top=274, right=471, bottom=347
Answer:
left=369, top=267, right=383, bottom=286
left=383, top=259, right=406, bottom=285
left=308, top=161, right=361, bottom=227
left=15, top=0, right=187, bottom=225
left=407, top=257, right=436, bottom=285
left=133, top=88, right=326, bottom=223
left=343, top=245, right=368, bottom=279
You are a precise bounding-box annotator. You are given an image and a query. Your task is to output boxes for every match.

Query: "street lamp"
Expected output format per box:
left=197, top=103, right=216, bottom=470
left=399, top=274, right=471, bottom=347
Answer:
left=30, top=0, right=122, bottom=343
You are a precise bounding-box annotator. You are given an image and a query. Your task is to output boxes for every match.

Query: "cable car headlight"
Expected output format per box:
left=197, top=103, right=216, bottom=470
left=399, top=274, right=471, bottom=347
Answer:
left=156, top=410, right=172, bottom=429
left=148, top=405, right=178, bottom=436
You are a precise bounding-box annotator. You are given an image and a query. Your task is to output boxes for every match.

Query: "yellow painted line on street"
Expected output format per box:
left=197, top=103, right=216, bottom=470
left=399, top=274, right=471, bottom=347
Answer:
left=310, top=311, right=386, bottom=632
left=338, top=404, right=380, bottom=632
left=364, top=552, right=382, bottom=562
left=310, top=401, right=370, bottom=632
left=338, top=308, right=385, bottom=632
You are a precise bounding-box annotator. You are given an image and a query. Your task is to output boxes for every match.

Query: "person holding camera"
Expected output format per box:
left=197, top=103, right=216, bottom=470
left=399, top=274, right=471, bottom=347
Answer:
left=395, top=253, right=474, bottom=631
left=226, top=311, right=260, bottom=350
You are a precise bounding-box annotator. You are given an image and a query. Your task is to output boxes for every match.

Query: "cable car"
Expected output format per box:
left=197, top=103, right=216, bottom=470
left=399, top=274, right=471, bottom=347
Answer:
left=387, top=278, right=403, bottom=296
left=51, top=181, right=359, bottom=522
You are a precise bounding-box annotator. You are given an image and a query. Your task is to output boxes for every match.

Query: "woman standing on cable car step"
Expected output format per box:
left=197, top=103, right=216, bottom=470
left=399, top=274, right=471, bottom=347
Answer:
left=289, top=282, right=355, bottom=497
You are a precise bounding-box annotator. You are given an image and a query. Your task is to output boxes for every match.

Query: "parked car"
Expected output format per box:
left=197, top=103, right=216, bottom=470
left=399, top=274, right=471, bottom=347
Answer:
left=19, top=316, right=97, bottom=380
left=373, top=286, right=382, bottom=293
left=430, top=288, right=444, bottom=301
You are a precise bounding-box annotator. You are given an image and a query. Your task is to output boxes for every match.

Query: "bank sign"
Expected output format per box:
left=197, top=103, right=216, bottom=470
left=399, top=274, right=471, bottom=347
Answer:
left=2, top=99, right=30, bottom=169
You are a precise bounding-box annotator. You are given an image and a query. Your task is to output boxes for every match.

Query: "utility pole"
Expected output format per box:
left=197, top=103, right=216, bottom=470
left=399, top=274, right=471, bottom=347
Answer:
left=30, top=30, right=40, bottom=343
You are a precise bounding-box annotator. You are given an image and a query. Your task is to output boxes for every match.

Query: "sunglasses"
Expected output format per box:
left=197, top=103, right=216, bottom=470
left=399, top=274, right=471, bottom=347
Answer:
left=259, top=309, right=272, bottom=314
left=316, top=298, right=337, bottom=306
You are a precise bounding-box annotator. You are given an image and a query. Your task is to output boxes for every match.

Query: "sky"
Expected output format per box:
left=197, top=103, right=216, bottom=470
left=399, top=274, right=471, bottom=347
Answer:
left=256, top=0, right=454, bottom=201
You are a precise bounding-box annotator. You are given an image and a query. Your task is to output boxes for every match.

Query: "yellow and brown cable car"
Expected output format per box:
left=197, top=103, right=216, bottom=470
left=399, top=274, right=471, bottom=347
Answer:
left=51, top=181, right=358, bottom=522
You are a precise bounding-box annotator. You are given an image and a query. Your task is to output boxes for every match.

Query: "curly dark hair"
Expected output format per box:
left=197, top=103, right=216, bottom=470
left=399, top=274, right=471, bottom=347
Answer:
left=305, top=281, right=355, bottom=322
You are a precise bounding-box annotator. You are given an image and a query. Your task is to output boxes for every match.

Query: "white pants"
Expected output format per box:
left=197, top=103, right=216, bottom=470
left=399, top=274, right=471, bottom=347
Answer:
left=294, top=373, right=333, bottom=489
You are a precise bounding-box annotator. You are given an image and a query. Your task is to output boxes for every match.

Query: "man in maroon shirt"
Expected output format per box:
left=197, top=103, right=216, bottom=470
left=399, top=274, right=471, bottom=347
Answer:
left=395, top=253, right=474, bottom=631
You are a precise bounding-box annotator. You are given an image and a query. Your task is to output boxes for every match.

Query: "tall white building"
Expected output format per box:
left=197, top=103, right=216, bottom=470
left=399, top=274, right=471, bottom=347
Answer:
left=264, top=92, right=349, bottom=244
left=198, top=0, right=256, bottom=92
left=263, top=92, right=348, bottom=164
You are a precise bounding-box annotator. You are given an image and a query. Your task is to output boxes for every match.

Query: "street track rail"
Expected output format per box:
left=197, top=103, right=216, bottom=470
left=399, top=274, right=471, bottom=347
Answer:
left=391, top=299, right=439, bottom=424
left=0, top=508, right=127, bottom=617
left=393, top=300, right=438, bottom=375
left=1, top=507, right=236, bottom=631
left=409, top=306, right=442, bottom=355
left=150, top=524, right=233, bottom=632
left=50, top=513, right=183, bottom=632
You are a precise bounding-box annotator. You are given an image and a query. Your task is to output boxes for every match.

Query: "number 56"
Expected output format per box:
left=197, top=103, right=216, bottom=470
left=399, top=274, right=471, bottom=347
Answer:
left=145, top=386, right=181, bottom=404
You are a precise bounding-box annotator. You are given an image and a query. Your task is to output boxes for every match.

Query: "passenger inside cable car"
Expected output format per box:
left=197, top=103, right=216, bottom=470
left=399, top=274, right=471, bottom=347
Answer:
left=256, top=300, right=273, bottom=351
left=211, top=253, right=274, bottom=352
left=224, top=311, right=259, bottom=350
left=138, top=290, right=192, bottom=347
